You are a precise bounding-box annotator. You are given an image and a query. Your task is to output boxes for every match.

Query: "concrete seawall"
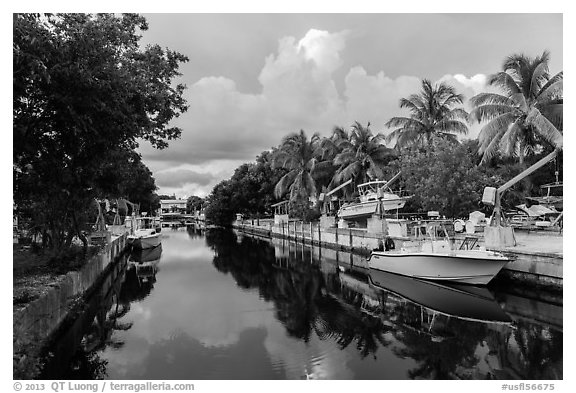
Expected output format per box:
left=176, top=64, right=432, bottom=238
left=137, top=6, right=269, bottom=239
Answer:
left=232, top=220, right=563, bottom=290
left=13, top=233, right=129, bottom=377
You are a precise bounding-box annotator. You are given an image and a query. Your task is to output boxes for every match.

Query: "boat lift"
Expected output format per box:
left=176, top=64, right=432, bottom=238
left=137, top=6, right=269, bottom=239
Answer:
left=482, top=149, right=560, bottom=247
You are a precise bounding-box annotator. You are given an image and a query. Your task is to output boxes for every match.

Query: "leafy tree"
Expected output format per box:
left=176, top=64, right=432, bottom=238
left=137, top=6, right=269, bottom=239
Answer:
left=204, top=151, right=287, bottom=225
left=391, top=139, right=510, bottom=218
left=93, top=148, right=159, bottom=214
left=186, top=196, right=204, bottom=214
left=469, top=51, right=563, bottom=164
left=385, top=79, right=469, bottom=149
left=204, top=180, right=237, bottom=226
left=13, top=13, right=188, bottom=252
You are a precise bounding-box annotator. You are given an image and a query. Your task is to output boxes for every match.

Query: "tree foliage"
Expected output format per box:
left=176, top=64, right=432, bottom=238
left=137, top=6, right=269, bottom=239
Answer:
left=329, top=121, right=396, bottom=189
left=469, top=51, right=563, bottom=164
left=186, top=196, right=204, bottom=214
left=204, top=151, right=287, bottom=226
left=13, top=13, right=188, bottom=252
left=386, top=79, right=469, bottom=149
left=392, top=139, right=507, bottom=218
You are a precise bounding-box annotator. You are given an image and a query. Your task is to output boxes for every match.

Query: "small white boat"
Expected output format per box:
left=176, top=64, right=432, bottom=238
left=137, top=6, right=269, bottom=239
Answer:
left=338, top=180, right=410, bottom=219
left=127, top=217, right=162, bottom=249
left=368, top=224, right=511, bottom=285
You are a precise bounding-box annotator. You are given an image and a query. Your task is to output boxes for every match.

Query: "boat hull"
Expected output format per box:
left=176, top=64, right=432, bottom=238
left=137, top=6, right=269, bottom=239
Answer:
left=128, top=233, right=161, bottom=249
left=339, top=198, right=407, bottom=219
left=368, top=251, right=509, bottom=285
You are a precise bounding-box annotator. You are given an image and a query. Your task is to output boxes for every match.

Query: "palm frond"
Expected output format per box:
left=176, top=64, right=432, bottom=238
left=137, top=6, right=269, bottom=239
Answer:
left=274, top=170, right=298, bottom=198
left=530, top=61, right=549, bottom=99
left=536, top=80, right=563, bottom=102
left=487, top=72, right=521, bottom=96
left=335, top=162, right=361, bottom=183
left=537, top=71, right=563, bottom=98
left=443, top=108, right=469, bottom=122
left=385, top=116, right=425, bottom=130
left=525, top=108, right=563, bottom=150
left=469, top=93, right=515, bottom=107
left=510, top=92, right=528, bottom=112
left=537, top=103, right=563, bottom=131
left=498, top=121, right=522, bottom=157
left=435, top=120, right=469, bottom=135
left=469, top=104, right=514, bottom=123
left=477, top=112, right=516, bottom=153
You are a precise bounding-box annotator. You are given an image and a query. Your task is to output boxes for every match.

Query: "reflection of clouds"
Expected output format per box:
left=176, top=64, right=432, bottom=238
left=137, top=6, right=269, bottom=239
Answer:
left=102, top=334, right=150, bottom=379
left=264, top=324, right=354, bottom=379
left=114, top=232, right=275, bottom=349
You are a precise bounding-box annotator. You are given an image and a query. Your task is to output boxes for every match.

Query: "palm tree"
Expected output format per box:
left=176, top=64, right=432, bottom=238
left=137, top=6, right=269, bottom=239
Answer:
left=385, top=79, right=469, bottom=149
left=469, top=51, right=563, bottom=164
left=272, top=130, right=324, bottom=201
left=331, top=121, right=396, bottom=186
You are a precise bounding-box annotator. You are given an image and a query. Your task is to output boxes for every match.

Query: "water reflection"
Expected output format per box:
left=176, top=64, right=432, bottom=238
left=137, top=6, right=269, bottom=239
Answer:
left=41, top=229, right=562, bottom=380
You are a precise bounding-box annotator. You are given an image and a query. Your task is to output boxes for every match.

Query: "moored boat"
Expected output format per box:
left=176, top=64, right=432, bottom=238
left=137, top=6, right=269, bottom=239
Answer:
left=127, top=217, right=162, bottom=249
left=368, top=223, right=511, bottom=285
left=338, top=180, right=410, bottom=219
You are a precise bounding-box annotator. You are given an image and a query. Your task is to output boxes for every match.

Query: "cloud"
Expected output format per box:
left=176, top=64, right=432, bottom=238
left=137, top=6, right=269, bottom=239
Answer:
left=142, top=28, right=494, bottom=197
left=155, top=168, right=217, bottom=188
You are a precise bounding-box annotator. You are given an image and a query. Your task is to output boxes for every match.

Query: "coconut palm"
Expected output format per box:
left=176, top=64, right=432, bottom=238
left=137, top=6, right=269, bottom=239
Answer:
left=273, top=129, right=324, bottom=201
left=469, top=51, right=563, bottom=164
left=331, top=121, right=396, bottom=186
left=385, top=79, right=469, bottom=149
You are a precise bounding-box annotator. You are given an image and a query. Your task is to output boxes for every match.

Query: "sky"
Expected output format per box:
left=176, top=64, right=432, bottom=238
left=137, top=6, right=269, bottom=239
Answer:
left=134, top=13, right=563, bottom=199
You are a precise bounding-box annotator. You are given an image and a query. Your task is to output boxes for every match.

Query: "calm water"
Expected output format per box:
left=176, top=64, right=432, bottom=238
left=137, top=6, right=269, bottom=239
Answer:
left=41, top=226, right=563, bottom=380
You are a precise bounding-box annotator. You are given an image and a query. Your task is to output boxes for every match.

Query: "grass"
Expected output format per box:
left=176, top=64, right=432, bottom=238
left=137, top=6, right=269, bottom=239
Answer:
left=13, top=243, right=100, bottom=310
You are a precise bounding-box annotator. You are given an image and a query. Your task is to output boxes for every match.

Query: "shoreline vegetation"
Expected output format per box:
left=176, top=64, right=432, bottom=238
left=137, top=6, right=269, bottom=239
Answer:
left=13, top=13, right=562, bottom=380
left=204, top=61, right=563, bottom=227
left=13, top=13, right=563, bottom=293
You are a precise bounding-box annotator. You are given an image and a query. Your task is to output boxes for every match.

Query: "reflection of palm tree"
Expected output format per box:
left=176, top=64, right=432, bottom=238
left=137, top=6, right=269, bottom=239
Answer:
left=390, top=302, right=487, bottom=379
left=208, top=229, right=391, bottom=358
left=509, top=321, right=563, bottom=379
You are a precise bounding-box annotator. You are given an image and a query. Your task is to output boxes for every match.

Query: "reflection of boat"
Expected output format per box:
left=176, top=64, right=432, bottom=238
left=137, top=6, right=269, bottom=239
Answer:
left=338, top=180, right=411, bottom=219
left=127, top=217, right=161, bottom=249
left=160, top=212, right=185, bottom=228
left=129, top=244, right=162, bottom=263
left=128, top=245, right=162, bottom=282
left=366, top=269, right=512, bottom=323
left=368, top=223, right=510, bottom=285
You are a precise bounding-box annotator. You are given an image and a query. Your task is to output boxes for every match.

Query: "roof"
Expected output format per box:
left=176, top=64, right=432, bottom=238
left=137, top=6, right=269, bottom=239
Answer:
left=515, top=204, right=557, bottom=217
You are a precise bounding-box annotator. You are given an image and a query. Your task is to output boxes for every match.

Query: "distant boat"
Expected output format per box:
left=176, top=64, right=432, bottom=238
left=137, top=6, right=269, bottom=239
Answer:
left=368, top=223, right=511, bottom=285
left=127, top=217, right=161, bottom=249
left=337, top=180, right=410, bottom=220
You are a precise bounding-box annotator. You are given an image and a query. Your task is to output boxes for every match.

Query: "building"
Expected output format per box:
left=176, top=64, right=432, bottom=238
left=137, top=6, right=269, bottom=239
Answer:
left=159, top=199, right=187, bottom=215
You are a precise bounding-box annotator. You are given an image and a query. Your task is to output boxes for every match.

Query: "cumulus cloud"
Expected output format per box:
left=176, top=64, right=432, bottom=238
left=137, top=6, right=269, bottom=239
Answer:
left=142, top=28, right=493, bottom=197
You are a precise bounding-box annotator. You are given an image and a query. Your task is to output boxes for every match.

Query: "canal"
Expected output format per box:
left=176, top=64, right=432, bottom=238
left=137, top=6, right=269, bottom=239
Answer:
left=40, top=226, right=563, bottom=380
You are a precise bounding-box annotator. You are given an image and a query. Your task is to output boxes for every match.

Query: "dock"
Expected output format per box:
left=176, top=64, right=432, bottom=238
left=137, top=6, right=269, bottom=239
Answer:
left=231, top=218, right=563, bottom=290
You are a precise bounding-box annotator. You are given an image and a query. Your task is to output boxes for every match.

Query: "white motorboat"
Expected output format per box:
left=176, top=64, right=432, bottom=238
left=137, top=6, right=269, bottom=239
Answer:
left=368, top=224, right=511, bottom=285
left=338, top=180, right=410, bottom=219
left=127, top=217, right=162, bottom=249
